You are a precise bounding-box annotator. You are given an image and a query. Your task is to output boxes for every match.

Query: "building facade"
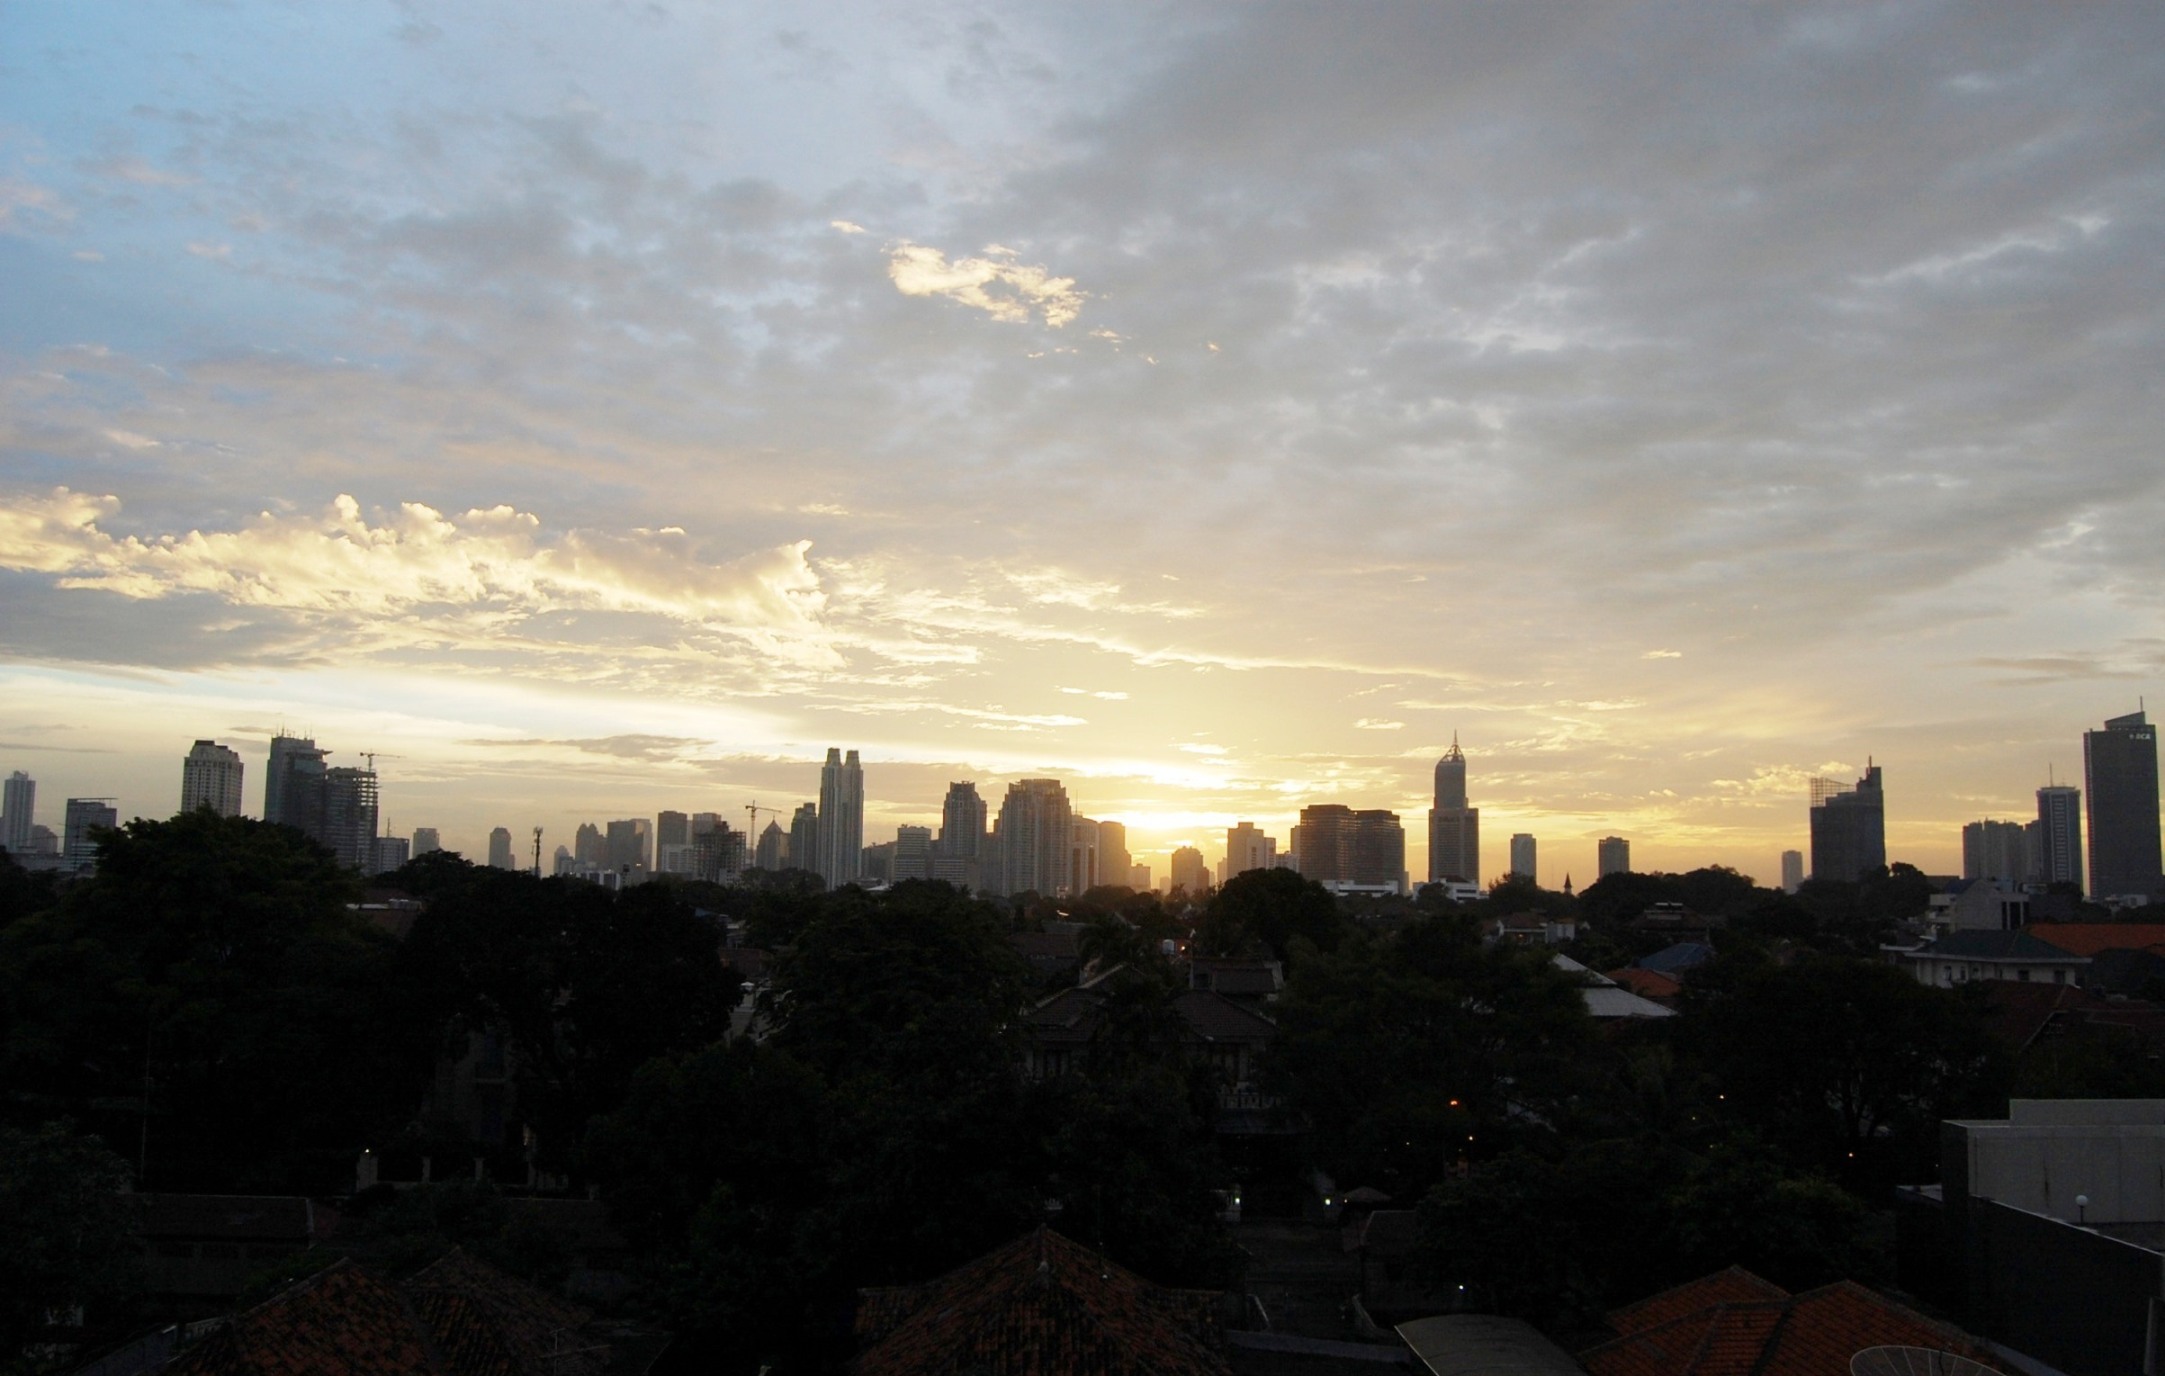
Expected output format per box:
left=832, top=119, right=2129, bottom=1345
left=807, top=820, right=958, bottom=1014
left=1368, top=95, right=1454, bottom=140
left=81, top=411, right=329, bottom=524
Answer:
left=1809, top=763, right=1885, bottom=882
left=486, top=827, right=515, bottom=870
left=412, top=826, right=440, bottom=856
left=1427, top=737, right=1480, bottom=884
left=1293, top=804, right=1406, bottom=893
left=1221, top=822, right=1277, bottom=884
left=1509, top=833, right=1537, bottom=883
left=263, top=733, right=327, bottom=836
left=1597, top=835, right=1631, bottom=877
left=2085, top=711, right=2162, bottom=900
left=321, top=765, right=379, bottom=870
left=1962, top=819, right=2030, bottom=883
left=789, top=803, right=819, bottom=878
left=815, top=748, right=865, bottom=889
left=181, top=740, right=245, bottom=817
left=63, top=797, right=117, bottom=869
left=2034, top=783, right=2083, bottom=891
left=1169, top=845, right=1210, bottom=895
left=2, top=771, right=33, bottom=854
left=1780, top=849, right=1804, bottom=893
left=991, top=778, right=1072, bottom=897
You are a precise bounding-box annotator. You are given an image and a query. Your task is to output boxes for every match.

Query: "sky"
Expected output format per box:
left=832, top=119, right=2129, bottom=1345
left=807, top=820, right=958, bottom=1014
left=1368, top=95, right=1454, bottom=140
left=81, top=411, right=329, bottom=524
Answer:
left=2, top=1, right=2162, bottom=885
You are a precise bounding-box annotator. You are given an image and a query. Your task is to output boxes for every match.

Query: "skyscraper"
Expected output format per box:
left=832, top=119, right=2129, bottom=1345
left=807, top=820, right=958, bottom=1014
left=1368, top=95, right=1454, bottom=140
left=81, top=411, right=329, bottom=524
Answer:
left=894, top=824, right=933, bottom=882
left=487, top=827, right=515, bottom=870
left=181, top=740, right=245, bottom=817
left=1597, top=835, right=1631, bottom=877
left=1427, top=736, right=1480, bottom=884
left=692, top=816, right=745, bottom=882
left=1170, top=846, right=1210, bottom=895
left=656, top=810, right=691, bottom=873
left=789, top=803, right=819, bottom=879
left=321, top=765, right=379, bottom=870
left=991, top=778, right=1072, bottom=897
left=263, top=733, right=327, bottom=836
left=1962, top=820, right=2029, bottom=883
left=1808, top=763, right=1885, bottom=882
left=1780, top=849, right=1804, bottom=893
left=63, top=797, right=117, bottom=869
left=605, top=818, right=651, bottom=873
left=816, top=748, right=865, bottom=889
left=1221, top=822, right=1277, bottom=884
left=412, top=826, right=441, bottom=856
left=1292, top=804, right=1405, bottom=891
left=1070, top=817, right=1101, bottom=894
left=755, top=820, right=787, bottom=871
left=2, top=771, right=33, bottom=854
left=2085, top=710, right=2162, bottom=900
left=1097, top=820, right=1131, bottom=891
left=1508, top=833, right=1537, bottom=883
left=574, top=822, right=605, bottom=866
left=373, top=834, right=410, bottom=875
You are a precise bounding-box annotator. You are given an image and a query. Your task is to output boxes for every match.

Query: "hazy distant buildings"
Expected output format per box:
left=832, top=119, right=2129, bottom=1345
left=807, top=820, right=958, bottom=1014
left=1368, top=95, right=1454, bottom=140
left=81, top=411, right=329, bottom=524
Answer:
left=816, top=748, right=865, bottom=889
left=692, top=815, right=745, bottom=882
left=893, top=824, right=933, bottom=882
left=2, top=771, right=33, bottom=854
left=1809, top=763, right=1885, bottom=883
left=63, top=797, right=117, bottom=869
left=487, top=827, right=515, bottom=870
left=372, top=834, right=410, bottom=875
left=1070, top=817, right=1103, bottom=894
left=1597, top=835, right=1631, bottom=878
left=1780, top=849, right=1804, bottom=893
left=1128, top=862, right=1151, bottom=890
left=1221, top=822, right=1277, bottom=885
left=413, top=827, right=440, bottom=856
left=656, top=810, right=692, bottom=875
left=1097, top=820, right=1131, bottom=891
left=319, top=766, right=379, bottom=870
left=2085, top=710, right=2162, bottom=900
left=1508, top=833, right=1537, bottom=883
left=574, top=822, right=605, bottom=866
left=1962, top=819, right=2030, bottom=884
left=605, top=818, right=651, bottom=873
left=754, top=820, right=787, bottom=871
left=2033, top=784, right=2083, bottom=891
left=1294, top=804, right=1407, bottom=893
left=1169, top=846, right=1210, bottom=895
left=991, top=778, right=1072, bottom=897
left=181, top=740, right=245, bottom=817
left=263, top=733, right=327, bottom=836
left=936, top=782, right=988, bottom=888
left=1427, top=737, right=1480, bottom=884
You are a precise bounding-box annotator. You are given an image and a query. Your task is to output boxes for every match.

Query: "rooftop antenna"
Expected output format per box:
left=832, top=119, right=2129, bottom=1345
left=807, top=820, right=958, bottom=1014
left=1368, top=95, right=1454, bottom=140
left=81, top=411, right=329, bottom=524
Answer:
left=532, top=826, right=544, bottom=878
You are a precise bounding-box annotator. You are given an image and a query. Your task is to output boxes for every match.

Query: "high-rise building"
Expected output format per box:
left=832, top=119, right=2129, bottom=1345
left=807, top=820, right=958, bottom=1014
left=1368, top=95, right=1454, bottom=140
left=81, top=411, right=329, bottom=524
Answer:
left=574, top=822, right=605, bottom=866
left=1427, top=737, right=1480, bottom=884
left=1292, top=804, right=1405, bottom=891
left=1962, top=820, right=2030, bottom=884
left=2034, top=784, right=2083, bottom=891
left=264, top=733, right=327, bottom=837
left=935, top=782, right=988, bottom=888
left=789, top=803, right=819, bottom=879
left=691, top=815, right=746, bottom=882
left=1508, top=833, right=1537, bottom=883
left=1070, top=817, right=1101, bottom=895
left=1780, top=849, right=1804, bottom=893
left=2, top=771, right=33, bottom=854
left=991, top=778, right=1072, bottom=897
left=755, top=820, right=787, bottom=871
left=63, top=797, right=117, bottom=869
left=321, top=765, right=379, bottom=870
left=487, top=827, right=515, bottom=870
left=2085, top=710, right=2162, bottom=900
left=1170, top=846, right=1210, bottom=895
left=1128, top=862, right=1151, bottom=891
left=1597, top=835, right=1631, bottom=877
left=605, top=818, right=652, bottom=873
left=894, top=824, right=933, bottom=882
left=1096, top=820, right=1131, bottom=891
left=1221, top=822, right=1277, bottom=884
left=181, top=740, right=245, bottom=817
left=1808, top=763, right=1885, bottom=882
left=372, top=834, right=410, bottom=875
left=412, top=827, right=441, bottom=856
left=815, top=748, right=866, bottom=889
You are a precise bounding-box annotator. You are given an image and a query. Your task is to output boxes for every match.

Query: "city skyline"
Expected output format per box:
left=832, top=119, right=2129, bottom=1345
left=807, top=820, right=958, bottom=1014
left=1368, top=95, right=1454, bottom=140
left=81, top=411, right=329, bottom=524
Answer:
left=2, top=5, right=2163, bottom=882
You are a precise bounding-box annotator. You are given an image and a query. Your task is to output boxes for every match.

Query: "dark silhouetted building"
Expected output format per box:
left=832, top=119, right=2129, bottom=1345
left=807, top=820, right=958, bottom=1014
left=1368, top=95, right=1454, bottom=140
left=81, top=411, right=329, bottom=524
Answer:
left=991, top=778, right=1072, bottom=897
left=816, top=748, right=864, bottom=888
left=1809, top=762, right=1884, bottom=882
left=2085, top=710, right=2161, bottom=900
left=1427, top=736, right=1479, bottom=883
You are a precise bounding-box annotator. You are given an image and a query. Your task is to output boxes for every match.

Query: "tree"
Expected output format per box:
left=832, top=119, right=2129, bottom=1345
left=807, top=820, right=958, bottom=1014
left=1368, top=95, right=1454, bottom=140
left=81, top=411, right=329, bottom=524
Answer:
left=0, top=1123, right=141, bottom=1360
left=1196, top=867, right=1345, bottom=963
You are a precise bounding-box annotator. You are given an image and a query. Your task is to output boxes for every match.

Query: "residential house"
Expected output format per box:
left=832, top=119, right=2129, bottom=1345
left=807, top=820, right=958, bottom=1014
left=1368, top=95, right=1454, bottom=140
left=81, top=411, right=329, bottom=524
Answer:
left=1896, top=929, right=2089, bottom=989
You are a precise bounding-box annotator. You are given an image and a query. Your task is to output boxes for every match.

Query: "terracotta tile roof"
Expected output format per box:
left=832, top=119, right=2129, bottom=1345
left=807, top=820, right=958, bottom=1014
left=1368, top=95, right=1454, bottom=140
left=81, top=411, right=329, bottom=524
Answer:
left=1607, top=1268, right=1788, bottom=1335
left=1585, top=1271, right=2001, bottom=1376
left=2026, top=922, right=2165, bottom=958
left=163, top=1262, right=445, bottom=1376
left=406, top=1248, right=600, bottom=1376
left=1604, top=967, right=1683, bottom=1001
left=853, top=1226, right=1229, bottom=1376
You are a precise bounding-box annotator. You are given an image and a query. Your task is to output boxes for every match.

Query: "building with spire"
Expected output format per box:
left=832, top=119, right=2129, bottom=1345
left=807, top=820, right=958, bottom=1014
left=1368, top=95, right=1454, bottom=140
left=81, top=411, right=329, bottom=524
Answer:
left=1427, top=736, right=1480, bottom=884
left=2087, top=709, right=2162, bottom=900
left=816, top=748, right=865, bottom=889
left=181, top=740, right=245, bottom=817
left=755, top=819, right=787, bottom=871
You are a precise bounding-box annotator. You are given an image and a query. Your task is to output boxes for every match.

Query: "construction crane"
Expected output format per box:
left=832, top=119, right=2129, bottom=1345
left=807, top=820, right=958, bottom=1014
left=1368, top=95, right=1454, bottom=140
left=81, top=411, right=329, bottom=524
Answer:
left=359, top=751, right=403, bottom=772
left=745, top=801, right=788, bottom=834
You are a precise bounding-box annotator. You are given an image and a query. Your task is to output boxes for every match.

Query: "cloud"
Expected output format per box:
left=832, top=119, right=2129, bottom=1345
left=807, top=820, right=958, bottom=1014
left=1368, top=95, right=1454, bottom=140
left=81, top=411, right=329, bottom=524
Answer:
left=465, top=734, right=709, bottom=762
left=886, top=241, right=1085, bottom=327
left=1354, top=718, right=1406, bottom=730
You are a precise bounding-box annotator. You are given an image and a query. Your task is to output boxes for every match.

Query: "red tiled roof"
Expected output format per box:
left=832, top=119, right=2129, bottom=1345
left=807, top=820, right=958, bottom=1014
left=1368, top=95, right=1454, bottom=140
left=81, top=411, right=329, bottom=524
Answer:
left=1607, top=1267, right=1787, bottom=1335
left=1604, top=968, right=1683, bottom=1001
left=406, top=1248, right=600, bottom=1376
left=163, top=1263, right=444, bottom=1376
left=1585, top=1271, right=2000, bottom=1376
left=853, top=1226, right=1229, bottom=1376
left=2027, top=923, right=2165, bottom=958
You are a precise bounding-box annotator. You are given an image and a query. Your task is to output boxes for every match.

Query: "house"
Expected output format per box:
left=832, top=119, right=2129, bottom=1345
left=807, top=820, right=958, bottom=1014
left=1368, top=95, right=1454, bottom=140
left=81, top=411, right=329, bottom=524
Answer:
left=1895, top=929, right=2089, bottom=989
left=1603, top=966, right=1682, bottom=1004
left=1633, top=941, right=1714, bottom=980
left=853, top=1226, right=1229, bottom=1376
left=1020, top=974, right=1284, bottom=1125
left=1552, top=955, right=1676, bottom=1021
left=1481, top=912, right=1576, bottom=946
left=1932, top=878, right=2031, bottom=932
left=1189, top=957, right=1285, bottom=1009
left=138, top=1194, right=328, bottom=1317
left=155, top=1249, right=665, bottom=1376
left=1579, top=1266, right=2001, bottom=1376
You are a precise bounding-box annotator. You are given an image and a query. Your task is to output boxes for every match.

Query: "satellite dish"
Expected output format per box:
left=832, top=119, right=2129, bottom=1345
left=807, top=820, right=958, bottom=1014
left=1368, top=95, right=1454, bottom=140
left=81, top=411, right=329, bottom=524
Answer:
left=1851, top=1347, right=2010, bottom=1376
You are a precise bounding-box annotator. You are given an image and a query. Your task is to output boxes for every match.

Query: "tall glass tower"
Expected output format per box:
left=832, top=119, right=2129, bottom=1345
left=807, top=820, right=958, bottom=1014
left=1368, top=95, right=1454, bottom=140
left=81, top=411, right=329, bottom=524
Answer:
left=2085, top=710, right=2161, bottom=900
